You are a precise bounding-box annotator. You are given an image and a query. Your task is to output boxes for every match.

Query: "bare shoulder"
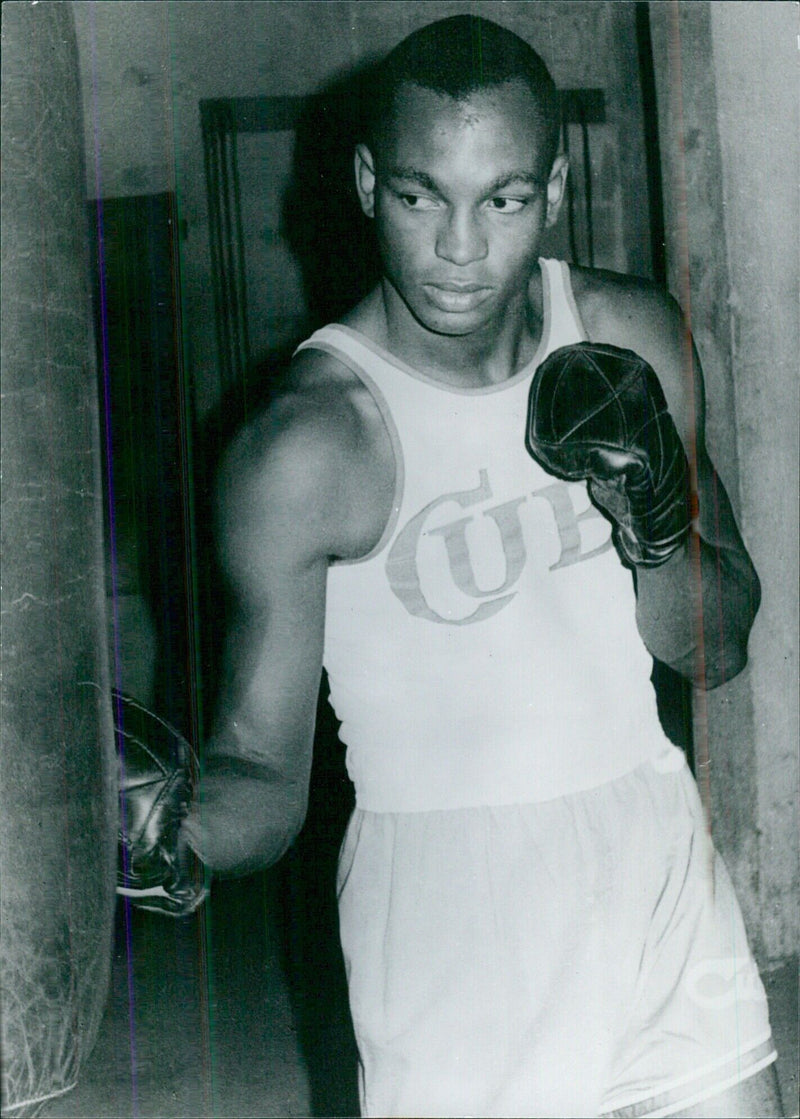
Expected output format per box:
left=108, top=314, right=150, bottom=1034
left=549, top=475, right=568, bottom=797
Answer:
left=569, top=265, right=699, bottom=437
left=570, top=266, right=683, bottom=355
left=217, top=346, right=395, bottom=587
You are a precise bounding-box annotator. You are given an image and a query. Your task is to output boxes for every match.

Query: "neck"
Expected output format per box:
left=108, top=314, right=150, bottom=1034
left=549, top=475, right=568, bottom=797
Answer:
left=375, top=271, right=544, bottom=389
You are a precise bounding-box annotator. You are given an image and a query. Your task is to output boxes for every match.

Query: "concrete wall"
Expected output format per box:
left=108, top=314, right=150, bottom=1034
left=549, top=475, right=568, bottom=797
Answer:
left=650, top=0, right=798, bottom=961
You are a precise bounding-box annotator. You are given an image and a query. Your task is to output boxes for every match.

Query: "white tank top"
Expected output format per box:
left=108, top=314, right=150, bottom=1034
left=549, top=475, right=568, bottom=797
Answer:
left=296, top=259, right=670, bottom=812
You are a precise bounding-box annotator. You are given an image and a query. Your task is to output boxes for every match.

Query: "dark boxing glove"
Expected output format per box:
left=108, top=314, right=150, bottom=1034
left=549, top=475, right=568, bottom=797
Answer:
left=526, top=342, right=692, bottom=568
left=115, top=691, right=207, bottom=917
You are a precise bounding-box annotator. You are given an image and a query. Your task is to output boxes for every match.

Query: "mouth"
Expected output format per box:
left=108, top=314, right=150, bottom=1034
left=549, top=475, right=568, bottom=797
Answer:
left=423, top=282, right=493, bottom=313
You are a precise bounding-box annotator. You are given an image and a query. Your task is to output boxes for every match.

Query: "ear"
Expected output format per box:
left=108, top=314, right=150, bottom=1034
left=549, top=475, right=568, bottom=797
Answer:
left=355, top=143, right=377, bottom=219
left=544, top=154, right=569, bottom=229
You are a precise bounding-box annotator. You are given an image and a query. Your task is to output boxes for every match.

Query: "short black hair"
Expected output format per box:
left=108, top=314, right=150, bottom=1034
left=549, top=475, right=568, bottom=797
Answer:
left=365, top=15, right=560, bottom=174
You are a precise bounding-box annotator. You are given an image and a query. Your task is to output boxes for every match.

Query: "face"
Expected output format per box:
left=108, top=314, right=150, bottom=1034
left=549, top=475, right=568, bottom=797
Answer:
left=355, top=80, right=567, bottom=338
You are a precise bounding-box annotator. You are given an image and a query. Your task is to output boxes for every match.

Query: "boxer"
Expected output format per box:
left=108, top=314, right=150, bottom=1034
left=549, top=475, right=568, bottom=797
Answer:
left=120, top=15, right=781, bottom=1117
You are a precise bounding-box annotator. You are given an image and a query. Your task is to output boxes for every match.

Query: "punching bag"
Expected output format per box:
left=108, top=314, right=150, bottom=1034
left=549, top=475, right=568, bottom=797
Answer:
left=0, top=3, right=116, bottom=1115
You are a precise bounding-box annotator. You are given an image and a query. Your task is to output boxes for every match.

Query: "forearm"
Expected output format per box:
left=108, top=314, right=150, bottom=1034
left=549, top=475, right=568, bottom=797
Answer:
left=634, top=532, right=761, bottom=689
left=181, top=755, right=308, bottom=877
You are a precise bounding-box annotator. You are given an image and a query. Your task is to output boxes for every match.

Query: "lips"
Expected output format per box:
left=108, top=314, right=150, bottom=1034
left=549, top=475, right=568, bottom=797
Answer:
left=423, top=282, right=493, bottom=313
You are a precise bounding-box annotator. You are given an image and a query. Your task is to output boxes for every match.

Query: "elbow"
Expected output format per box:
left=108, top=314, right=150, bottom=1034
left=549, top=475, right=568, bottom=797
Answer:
left=668, top=636, right=750, bottom=691
left=210, top=810, right=306, bottom=879
left=268, top=798, right=308, bottom=865
left=698, top=645, right=749, bottom=690
left=240, top=794, right=309, bottom=875
left=640, top=550, right=761, bottom=690
left=699, top=558, right=761, bottom=689
left=186, top=772, right=309, bottom=879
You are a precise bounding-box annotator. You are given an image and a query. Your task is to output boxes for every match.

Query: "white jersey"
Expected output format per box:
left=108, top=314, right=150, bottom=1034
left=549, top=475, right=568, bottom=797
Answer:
left=296, top=259, right=671, bottom=812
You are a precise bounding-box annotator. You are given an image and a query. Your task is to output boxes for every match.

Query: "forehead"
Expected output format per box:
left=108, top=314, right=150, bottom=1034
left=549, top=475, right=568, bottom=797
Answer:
left=379, top=80, right=546, bottom=175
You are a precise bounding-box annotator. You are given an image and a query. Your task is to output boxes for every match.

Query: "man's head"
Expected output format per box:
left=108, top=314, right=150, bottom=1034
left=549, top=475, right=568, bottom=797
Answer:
left=355, top=16, right=567, bottom=338
left=364, top=15, right=560, bottom=179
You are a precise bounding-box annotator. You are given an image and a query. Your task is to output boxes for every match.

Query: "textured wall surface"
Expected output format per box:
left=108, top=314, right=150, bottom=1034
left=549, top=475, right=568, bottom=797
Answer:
left=709, top=1, right=799, bottom=960
left=0, top=3, right=116, bottom=1113
left=650, top=0, right=798, bottom=960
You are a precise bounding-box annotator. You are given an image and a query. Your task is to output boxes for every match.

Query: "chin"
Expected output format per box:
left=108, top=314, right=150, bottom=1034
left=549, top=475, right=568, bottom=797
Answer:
left=416, top=314, right=481, bottom=337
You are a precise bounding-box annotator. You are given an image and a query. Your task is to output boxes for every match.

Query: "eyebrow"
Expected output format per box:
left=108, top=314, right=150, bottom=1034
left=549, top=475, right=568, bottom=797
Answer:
left=383, top=167, right=545, bottom=195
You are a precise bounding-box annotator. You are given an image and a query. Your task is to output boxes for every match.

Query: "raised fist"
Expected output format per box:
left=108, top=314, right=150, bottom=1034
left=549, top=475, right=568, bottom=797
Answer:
left=526, top=342, right=692, bottom=568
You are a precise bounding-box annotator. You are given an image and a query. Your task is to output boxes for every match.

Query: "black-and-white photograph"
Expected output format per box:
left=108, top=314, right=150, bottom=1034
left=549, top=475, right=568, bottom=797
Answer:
left=1, top=3, right=797, bottom=1117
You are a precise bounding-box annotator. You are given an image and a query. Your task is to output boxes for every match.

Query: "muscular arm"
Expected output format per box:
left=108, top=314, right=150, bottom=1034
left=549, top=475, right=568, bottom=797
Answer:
left=577, top=274, right=761, bottom=689
left=181, top=350, right=394, bottom=876
left=180, top=411, right=327, bottom=875
left=180, top=372, right=368, bottom=874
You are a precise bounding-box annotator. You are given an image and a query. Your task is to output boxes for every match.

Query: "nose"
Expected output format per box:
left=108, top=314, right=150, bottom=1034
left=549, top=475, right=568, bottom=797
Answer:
left=435, top=207, right=488, bottom=266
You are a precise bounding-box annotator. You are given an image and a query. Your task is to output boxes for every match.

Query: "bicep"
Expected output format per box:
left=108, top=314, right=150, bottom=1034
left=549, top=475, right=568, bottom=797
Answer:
left=211, top=423, right=334, bottom=783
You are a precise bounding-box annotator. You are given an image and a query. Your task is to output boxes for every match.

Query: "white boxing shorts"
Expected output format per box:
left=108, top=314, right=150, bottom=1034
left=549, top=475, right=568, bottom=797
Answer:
left=336, top=744, right=776, bottom=1117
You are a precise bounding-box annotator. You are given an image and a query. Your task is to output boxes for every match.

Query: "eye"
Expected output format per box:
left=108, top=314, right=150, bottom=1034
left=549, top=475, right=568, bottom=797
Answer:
left=399, top=193, right=439, bottom=211
left=487, top=196, right=527, bottom=213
